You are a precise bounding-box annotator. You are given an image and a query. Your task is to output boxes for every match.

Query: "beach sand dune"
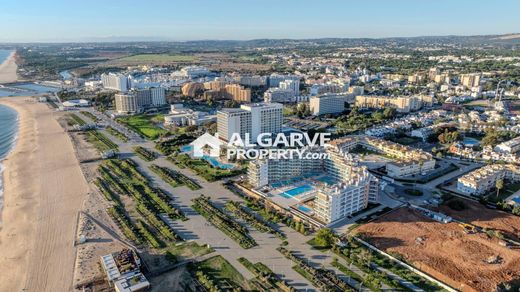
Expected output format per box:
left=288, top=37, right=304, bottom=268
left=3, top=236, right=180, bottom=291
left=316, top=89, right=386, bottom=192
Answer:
left=0, top=97, right=88, bottom=291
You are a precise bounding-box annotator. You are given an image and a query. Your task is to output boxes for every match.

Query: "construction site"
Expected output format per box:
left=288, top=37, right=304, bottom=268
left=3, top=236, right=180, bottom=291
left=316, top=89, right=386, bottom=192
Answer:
left=437, top=197, right=520, bottom=242
left=355, top=207, right=520, bottom=292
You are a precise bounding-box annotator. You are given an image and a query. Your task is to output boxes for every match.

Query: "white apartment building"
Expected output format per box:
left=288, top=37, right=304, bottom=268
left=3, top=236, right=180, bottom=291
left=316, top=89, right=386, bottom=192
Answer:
left=217, top=108, right=252, bottom=142
left=101, top=73, right=130, bottom=92
left=238, top=102, right=283, bottom=142
left=164, top=104, right=216, bottom=127
left=150, top=87, right=166, bottom=106
left=494, top=136, right=520, bottom=154
left=180, top=66, right=210, bottom=78
left=247, top=143, right=379, bottom=225
left=115, top=93, right=139, bottom=114
left=309, top=94, right=353, bottom=115
left=269, top=74, right=300, bottom=87
left=330, top=135, right=436, bottom=178
left=457, top=164, right=520, bottom=196
left=114, top=88, right=167, bottom=115
left=279, top=79, right=300, bottom=95
left=355, top=95, right=433, bottom=113
left=263, top=88, right=295, bottom=103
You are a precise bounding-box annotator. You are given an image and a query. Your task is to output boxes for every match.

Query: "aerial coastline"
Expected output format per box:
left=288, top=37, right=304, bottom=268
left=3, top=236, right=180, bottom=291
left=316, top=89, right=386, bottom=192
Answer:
left=0, top=97, right=89, bottom=291
left=0, top=51, right=18, bottom=84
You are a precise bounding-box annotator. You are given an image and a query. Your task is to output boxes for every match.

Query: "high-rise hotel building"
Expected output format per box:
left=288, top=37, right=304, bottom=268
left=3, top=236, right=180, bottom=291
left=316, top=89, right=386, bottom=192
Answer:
left=217, top=102, right=283, bottom=142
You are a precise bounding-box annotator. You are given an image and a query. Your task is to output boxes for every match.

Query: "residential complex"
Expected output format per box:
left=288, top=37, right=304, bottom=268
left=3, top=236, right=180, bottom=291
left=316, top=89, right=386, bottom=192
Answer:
left=309, top=93, right=353, bottom=115
left=494, top=136, right=520, bottom=154
left=247, top=141, right=379, bottom=225
left=457, top=164, right=520, bottom=196
left=330, top=135, right=436, bottom=178
left=355, top=95, right=433, bottom=113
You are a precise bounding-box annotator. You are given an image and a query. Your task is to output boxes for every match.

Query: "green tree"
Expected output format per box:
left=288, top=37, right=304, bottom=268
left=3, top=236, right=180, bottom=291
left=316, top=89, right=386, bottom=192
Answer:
left=314, top=228, right=335, bottom=247
left=496, top=179, right=504, bottom=198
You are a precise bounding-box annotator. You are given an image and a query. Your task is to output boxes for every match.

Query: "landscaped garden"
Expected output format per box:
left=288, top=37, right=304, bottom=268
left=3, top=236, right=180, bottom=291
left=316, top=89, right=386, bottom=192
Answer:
left=169, top=153, right=244, bottom=182
left=117, top=114, right=168, bottom=140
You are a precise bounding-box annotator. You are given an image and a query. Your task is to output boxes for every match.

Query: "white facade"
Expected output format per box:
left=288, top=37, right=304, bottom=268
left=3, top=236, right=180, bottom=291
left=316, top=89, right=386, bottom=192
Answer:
left=457, top=164, right=520, bottom=196
left=279, top=79, right=300, bottom=95
left=309, top=94, right=352, bottom=115
left=238, top=102, right=283, bottom=142
left=263, top=88, right=295, bottom=103
left=101, top=73, right=130, bottom=92
left=217, top=108, right=252, bottom=142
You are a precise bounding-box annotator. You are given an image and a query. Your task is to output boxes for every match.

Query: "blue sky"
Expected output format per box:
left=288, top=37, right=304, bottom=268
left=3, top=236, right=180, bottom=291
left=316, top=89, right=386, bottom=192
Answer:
left=0, top=0, right=519, bottom=42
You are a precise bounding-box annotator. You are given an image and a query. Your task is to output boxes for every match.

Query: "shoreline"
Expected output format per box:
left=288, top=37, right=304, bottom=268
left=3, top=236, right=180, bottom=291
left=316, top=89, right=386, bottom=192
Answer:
left=0, top=105, right=19, bottom=218
left=0, top=97, right=89, bottom=291
left=0, top=51, right=18, bottom=84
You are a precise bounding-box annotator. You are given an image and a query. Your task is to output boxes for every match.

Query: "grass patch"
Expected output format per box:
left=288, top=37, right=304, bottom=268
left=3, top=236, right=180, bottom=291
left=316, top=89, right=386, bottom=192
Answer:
left=106, top=126, right=129, bottom=142
left=169, top=153, right=244, bottom=182
left=195, top=255, right=250, bottom=290
left=117, top=114, right=168, bottom=140
left=86, top=130, right=119, bottom=152
left=118, top=54, right=198, bottom=62
left=68, top=113, right=86, bottom=126
left=165, top=241, right=214, bottom=262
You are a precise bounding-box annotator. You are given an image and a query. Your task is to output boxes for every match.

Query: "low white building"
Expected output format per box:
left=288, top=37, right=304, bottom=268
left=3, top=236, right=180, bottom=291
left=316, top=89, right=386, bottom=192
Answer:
left=457, top=164, right=520, bottom=196
left=164, top=104, right=216, bottom=127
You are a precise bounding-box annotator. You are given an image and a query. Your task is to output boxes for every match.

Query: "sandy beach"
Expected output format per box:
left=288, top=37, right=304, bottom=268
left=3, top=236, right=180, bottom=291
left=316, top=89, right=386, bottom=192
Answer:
left=0, top=52, right=18, bottom=84
left=0, top=97, right=89, bottom=291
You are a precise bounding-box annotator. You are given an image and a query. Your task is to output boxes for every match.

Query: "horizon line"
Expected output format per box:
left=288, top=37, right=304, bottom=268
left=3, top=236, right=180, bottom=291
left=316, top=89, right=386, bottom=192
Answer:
left=1, top=32, right=519, bottom=44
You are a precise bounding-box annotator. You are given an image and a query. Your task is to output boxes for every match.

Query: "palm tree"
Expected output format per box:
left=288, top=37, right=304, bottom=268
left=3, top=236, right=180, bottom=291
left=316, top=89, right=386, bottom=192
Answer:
left=496, top=179, right=504, bottom=199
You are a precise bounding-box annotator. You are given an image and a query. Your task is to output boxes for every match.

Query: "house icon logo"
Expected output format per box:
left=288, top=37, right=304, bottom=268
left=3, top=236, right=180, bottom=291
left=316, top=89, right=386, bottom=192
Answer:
left=189, top=133, right=224, bottom=158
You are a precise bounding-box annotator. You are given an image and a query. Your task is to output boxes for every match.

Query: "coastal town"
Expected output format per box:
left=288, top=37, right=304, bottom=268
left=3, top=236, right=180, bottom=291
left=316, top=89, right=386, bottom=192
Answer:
left=1, top=3, right=520, bottom=292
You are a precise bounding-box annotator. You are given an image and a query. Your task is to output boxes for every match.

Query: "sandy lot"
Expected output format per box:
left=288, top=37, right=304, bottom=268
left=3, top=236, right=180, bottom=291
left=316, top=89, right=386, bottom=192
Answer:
left=355, top=207, right=520, bottom=292
left=0, top=97, right=89, bottom=291
left=438, top=198, right=520, bottom=242
left=0, top=52, right=18, bottom=83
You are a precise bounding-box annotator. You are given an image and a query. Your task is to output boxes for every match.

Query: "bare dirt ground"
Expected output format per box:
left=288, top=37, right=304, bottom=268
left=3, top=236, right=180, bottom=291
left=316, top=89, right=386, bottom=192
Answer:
left=355, top=207, right=520, bottom=292
left=438, top=198, right=520, bottom=241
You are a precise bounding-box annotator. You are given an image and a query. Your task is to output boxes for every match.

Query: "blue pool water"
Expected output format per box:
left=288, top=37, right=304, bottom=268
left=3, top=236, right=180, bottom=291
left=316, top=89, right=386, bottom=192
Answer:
left=297, top=205, right=312, bottom=213
left=463, top=137, right=480, bottom=147
left=281, top=185, right=314, bottom=198
left=180, top=145, right=234, bottom=170
left=512, top=197, right=520, bottom=205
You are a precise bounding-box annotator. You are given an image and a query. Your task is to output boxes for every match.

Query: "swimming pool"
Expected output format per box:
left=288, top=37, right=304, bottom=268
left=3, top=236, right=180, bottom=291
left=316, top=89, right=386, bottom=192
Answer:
left=180, top=145, right=234, bottom=169
left=297, top=205, right=312, bottom=213
left=281, top=184, right=314, bottom=198
left=512, top=197, right=520, bottom=205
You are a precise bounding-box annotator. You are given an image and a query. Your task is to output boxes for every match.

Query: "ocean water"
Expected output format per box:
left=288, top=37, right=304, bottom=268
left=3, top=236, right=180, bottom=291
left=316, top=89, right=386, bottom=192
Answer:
left=0, top=104, right=19, bottom=214
left=0, top=50, right=12, bottom=64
